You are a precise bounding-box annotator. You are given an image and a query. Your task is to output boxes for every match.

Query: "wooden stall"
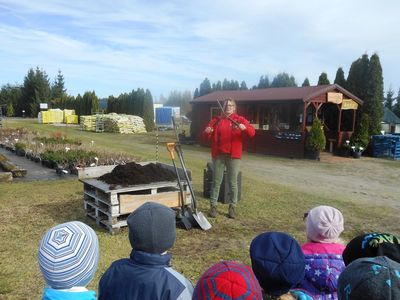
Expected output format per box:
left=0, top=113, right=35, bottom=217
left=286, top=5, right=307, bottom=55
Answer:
left=190, top=84, right=363, bottom=158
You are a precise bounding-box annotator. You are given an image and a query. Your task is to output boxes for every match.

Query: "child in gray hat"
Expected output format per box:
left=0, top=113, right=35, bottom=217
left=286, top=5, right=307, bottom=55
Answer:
left=98, top=202, right=193, bottom=300
left=338, top=256, right=400, bottom=299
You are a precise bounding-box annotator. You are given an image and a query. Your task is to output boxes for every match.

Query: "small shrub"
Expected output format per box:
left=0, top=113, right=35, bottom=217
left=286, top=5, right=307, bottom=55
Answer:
left=305, top=118, right=326, bottom=151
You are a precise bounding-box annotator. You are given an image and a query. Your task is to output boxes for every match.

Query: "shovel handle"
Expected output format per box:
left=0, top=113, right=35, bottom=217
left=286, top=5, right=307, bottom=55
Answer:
left=166, top=142, right=176, bottom=159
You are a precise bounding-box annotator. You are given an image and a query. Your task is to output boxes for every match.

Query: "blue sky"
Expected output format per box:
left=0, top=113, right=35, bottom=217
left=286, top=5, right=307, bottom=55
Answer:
left=0, top=0, right=399, bottom=101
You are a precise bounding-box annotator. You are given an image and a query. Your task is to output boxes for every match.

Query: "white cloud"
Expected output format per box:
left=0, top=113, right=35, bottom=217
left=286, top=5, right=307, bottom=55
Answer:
left=0, top=0, right=399, bottom=98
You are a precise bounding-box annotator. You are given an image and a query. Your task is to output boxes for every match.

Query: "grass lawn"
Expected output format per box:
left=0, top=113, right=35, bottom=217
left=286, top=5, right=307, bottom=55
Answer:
left=0, top=118, right=398, bottom=299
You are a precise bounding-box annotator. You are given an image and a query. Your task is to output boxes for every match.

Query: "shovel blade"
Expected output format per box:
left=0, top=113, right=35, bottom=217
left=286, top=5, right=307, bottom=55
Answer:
left=192, top=211, right=212, bottom=230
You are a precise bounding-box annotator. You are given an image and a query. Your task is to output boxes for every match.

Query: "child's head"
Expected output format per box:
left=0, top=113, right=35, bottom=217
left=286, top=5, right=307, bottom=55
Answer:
left=306, top=205, right=344, bottom=243
left=193, top=261, right=262, bottom=300
left=250, top=231, right=305, bottom=297
left=127, top=202, right=176, bottom=254
left=342, top=232, right=400, bottom=265
left=338, top=256, right=400, bottom=299
left=38, top=221, right=99, bottom=289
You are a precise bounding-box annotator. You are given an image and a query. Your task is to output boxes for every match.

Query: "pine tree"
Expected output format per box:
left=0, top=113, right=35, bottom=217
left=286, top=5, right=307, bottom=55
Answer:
left=142, top=89, right=154, bottom=132
left=193, top=88, right=199, bottom=99
left=334, top=67, right=346, bottom=88
left=393, top=88, right=400, bottom=117
left=346, top=54, right=369, bottom=100
left=384, top=88, right=395, bottom=110
left=240, top=81, right=248, bottom=90
left=317, top=72, right=330, bottom=85
left=271, top=72, right=297, bottom=87
left=351, top=113, right=370, bottom=148
left=51, top=70, right=67, bottom=99
left=302, top=78, right=310, bottom=87
left=199, top=78, right=212, bottom=96
left=257, top=75, right=270, bottom=88
left=6, top=102, right=14, bottom=117
left=365, top=53, right=384, bottom=135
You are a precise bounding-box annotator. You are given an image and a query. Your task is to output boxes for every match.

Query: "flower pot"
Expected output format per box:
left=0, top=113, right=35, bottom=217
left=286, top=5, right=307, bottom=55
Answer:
left=305, top=149, right=320, bottom=160
left=352, top=151, right=362, bottom=159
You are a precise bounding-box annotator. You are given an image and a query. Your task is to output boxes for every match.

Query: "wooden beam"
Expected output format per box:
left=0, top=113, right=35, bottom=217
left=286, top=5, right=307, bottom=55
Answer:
left=352, top=109, right=356, bottom=132
left=337, top=104, right=342, bottom=132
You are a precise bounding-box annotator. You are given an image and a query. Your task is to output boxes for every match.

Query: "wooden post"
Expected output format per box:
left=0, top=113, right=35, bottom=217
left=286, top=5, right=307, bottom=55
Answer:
left=352, top=109, right=356, bottom=132
left=337, top=104, right=342, bottom=132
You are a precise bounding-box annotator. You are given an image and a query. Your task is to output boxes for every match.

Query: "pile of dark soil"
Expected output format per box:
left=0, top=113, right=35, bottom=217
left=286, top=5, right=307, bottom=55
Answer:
left=98, top=162, right=176, bottom=186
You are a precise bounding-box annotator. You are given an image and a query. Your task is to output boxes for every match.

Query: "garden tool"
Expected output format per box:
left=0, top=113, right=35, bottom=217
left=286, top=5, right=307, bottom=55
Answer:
left=166, top=143, right=193, bottom=230
left=171, top=118, right=212, bottom=230
left=216, top=99, right=240, bottom=127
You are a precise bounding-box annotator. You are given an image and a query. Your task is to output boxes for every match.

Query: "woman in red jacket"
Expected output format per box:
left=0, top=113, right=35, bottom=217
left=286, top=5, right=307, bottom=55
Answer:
left=203, top=98, right=255, bottom=219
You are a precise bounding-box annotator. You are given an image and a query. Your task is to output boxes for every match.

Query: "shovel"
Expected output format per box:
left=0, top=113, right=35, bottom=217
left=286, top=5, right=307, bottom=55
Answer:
left=171, top=117, right=212, bottom=230
left=173, top=142, right=212, bottom=230
left=166, top=143, right=193, bottom=230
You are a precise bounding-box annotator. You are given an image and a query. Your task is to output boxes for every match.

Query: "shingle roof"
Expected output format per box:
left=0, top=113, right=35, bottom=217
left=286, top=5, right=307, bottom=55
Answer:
left=191, top=84, right=363, bottom=104
left=383, top=107, right=400, bottom=124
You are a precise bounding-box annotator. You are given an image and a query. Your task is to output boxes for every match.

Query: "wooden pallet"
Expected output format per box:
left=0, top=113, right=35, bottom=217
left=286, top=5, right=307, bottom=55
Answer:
left=79, top=163, right=192, bottom=234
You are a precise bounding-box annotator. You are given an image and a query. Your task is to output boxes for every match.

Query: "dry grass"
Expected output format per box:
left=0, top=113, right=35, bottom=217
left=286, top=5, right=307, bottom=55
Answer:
left=0, top=118, right=398, bottom=298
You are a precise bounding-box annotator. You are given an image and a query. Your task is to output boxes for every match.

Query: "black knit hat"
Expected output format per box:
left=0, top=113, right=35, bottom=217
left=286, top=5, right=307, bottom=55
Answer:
left=343, top=233, right=400, bottom=266
left=127, top=202, right=176, bottom=254
left=338, top=256, right=400, bottom=300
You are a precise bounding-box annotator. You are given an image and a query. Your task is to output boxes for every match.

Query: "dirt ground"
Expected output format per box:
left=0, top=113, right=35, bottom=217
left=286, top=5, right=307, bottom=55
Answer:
left=241, top=151, right=400, bottom=211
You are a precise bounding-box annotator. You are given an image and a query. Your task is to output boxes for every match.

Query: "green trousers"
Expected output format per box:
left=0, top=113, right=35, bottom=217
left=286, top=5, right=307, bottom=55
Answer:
left=210, top=154, right=241, bottom=207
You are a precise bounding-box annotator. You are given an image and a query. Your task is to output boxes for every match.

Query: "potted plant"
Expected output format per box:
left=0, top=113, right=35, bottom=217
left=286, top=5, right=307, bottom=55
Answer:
left=305, top=118, right=326, bottom=160
left=351, top=144, right=364, bottom=158
left=350, top=113, right=369, bottom=159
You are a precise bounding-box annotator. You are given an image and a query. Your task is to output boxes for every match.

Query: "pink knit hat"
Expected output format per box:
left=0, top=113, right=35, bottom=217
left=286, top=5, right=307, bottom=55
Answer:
left=306, top=205, right=344, bottom=243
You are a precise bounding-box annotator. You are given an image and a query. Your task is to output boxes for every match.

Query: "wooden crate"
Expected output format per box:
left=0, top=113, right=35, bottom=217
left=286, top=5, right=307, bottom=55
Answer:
left=79, top=162, right=192, bottom=234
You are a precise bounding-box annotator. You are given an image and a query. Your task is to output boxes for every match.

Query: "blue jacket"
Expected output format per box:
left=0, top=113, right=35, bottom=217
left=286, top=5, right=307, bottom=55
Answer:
left=98, top=250, right=193, bottom=300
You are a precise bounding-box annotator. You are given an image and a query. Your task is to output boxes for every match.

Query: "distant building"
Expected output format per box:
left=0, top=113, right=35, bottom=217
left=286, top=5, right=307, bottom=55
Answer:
left=382, top=107, right=400, bottom=134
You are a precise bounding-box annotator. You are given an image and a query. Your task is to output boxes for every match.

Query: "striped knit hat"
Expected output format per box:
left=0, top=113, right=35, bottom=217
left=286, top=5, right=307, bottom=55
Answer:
left=38, top=221, right=99, bottom=289
left=193, top=261, right=262, bottom=300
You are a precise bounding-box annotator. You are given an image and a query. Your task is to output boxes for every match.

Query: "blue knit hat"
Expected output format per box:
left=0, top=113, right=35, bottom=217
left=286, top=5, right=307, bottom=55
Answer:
left=38, top=221, right=99, bottom=289
left=250, top=232, right=306, bottom=296
left=127, top=202, right=176, bottom=254
left=193, top=261, right=262, bottom=300
left=338, top=256, right=400, bottom=299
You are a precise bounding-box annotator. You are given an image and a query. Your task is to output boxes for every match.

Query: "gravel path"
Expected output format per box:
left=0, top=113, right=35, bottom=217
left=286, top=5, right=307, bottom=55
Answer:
left=0, top=147, right=75, bottom=181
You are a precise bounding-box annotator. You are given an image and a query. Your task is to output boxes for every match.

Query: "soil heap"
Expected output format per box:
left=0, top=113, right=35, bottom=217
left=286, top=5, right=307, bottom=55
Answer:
left=98, top=162, right=176, bottom=187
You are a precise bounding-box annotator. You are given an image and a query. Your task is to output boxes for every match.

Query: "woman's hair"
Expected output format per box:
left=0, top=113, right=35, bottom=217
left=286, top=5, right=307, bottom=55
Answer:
left=224, top=97, right=236, bottom=109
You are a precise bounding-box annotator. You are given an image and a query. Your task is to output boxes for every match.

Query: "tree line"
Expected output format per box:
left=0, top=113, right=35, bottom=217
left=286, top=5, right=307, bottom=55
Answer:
left=194, top=53, right=391, bottom=136
left=0, top=67, right=154, bottom=131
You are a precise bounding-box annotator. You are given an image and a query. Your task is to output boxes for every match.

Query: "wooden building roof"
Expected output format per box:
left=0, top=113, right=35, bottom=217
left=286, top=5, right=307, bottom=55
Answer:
left=192, top=84, right=363, bottom=105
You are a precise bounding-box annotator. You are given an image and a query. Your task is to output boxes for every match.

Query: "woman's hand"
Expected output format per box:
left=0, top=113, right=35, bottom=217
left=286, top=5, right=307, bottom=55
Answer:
left=238, top=124, right=246, bottom=131
left=204, top=127, right=213, bottom=134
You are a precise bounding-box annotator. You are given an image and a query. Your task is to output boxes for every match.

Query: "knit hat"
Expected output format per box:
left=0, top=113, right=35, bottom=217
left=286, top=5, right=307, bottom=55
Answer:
left=338, top=256, right=400, bottom=299
left=38, top=221, right=99, bottom=289
left=193, top=261, right=262, bottom=300
left=127, top=202, right=176, bottom=254
left=306, top=205, right=344, bottom=243
left=342, top=232, right=400, bottom=266
left=249, top=232, right=306, bottom=296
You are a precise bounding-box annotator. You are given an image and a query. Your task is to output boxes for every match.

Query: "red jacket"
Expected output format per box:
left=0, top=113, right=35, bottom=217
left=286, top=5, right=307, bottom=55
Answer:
left=203, top=113, right=255, bottom=159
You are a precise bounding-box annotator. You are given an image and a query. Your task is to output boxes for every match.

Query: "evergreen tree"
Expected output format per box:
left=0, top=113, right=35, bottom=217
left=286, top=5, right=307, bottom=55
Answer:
left=142, top=89, right=154, bottom=132
left=240, top=81, right=248, bottom=90
left=346, top=54, right=369, bottom=100
left=51, top=70, right=67, bottom=99
left=215, top=81, right=222, bottom=91
left=393, top=88, right=400, bottom=117
left=199, top=78, right=212, bottom=96
left=334, top=67, right=346, bottom=88
left=351, top=113, right=370, bottom=148
left=6, top=102, right=14, bottom=117
left=271, top=72, right=297, bottom=87
left=317, top=72, right=330, bottom=85
left=302, top=78, right=310, bottom=87
left=257, top=75, right=270, bottom=88
left=193, top=88, right=199, bottom=99
left=365, top=53, right=384, bottom=135
left=384, top=88, right=395, bottom=110
left=22, top=67, right=51, bottom=117
left=222, top=78, right=230, bottom=90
